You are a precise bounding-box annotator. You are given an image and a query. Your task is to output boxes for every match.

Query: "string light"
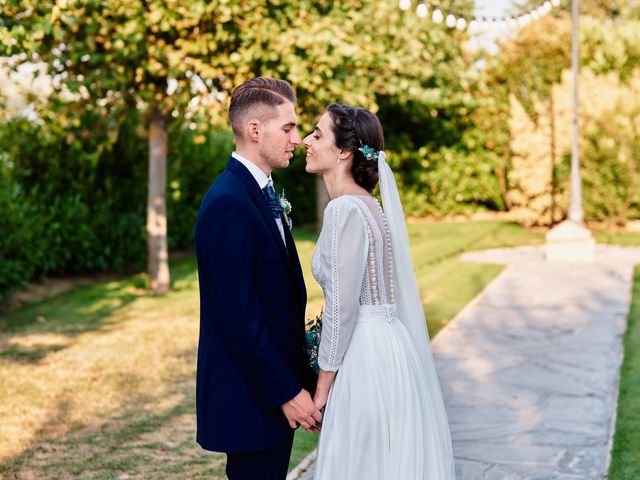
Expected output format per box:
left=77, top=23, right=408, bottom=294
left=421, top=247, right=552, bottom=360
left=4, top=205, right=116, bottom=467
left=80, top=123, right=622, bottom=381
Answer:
left=416, top=1, right=429, bottom=18
left=398, top=0, right=564, bottom=32
left=445, top=13, right=456, bottom=28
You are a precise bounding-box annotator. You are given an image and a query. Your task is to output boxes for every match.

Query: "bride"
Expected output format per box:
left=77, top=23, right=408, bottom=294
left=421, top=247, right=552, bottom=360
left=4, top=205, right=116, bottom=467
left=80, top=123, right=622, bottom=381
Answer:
left=303, top=104, right=456, bottom=479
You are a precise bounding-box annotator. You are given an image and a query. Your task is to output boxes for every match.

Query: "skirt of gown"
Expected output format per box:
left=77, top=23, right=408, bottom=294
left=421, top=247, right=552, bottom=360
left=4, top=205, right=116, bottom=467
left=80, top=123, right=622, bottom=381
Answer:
left=314, top=304, right=454, bottom=480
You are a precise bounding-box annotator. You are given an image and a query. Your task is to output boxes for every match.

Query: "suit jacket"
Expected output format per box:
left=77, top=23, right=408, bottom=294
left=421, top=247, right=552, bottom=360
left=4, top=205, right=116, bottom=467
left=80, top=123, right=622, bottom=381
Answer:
left=195, top=156, right=309, bottom=453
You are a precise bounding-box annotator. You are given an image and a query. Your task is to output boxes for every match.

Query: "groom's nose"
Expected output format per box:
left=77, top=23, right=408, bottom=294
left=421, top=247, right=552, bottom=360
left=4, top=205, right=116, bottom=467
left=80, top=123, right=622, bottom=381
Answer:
left=290, top=128, right=302, bottom=146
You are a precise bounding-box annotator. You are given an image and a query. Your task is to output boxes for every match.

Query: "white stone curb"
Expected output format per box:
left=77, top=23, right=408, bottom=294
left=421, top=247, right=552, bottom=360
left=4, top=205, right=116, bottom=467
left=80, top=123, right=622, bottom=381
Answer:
left=286, top=448, right=317, bottom=480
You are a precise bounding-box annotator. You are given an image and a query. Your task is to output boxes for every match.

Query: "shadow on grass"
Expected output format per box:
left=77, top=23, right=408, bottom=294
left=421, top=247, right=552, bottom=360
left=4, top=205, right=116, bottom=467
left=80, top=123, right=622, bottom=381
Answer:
left=0, top=254, right=199, bottom=365
left=0, top=343, right=67, bottom=364
left=0, top=366, right=224, bottom=479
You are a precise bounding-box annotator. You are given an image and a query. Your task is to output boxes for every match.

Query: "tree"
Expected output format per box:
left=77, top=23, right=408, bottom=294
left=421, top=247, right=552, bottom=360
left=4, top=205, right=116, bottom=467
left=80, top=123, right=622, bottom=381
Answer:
left=486, top=13, right=571, bottom=224
left=2, top=1, right=240, bottom=292
left=482, top=1, right=640, bottom=225
left=1, top=0, right=477, bottom=290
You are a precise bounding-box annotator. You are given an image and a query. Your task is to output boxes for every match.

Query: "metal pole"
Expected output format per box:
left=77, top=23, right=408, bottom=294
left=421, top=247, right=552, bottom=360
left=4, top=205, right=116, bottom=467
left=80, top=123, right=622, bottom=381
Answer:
left=568, top=0, right=583, bottom=224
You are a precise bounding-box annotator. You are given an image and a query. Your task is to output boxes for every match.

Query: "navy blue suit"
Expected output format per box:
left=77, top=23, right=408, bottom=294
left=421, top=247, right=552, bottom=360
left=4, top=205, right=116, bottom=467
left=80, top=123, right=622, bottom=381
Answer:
left=195, top=157, right=309, bottom=476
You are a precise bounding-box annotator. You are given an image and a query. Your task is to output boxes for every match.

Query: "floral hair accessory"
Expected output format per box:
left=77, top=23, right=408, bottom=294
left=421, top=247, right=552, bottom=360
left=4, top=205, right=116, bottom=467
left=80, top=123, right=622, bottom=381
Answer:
left=358, top=142, right=385, bottom=162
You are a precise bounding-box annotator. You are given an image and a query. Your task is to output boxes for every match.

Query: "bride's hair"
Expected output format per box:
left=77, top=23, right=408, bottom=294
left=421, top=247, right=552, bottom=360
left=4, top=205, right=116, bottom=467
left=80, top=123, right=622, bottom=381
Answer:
left=326, top=104, right=384, bottom=193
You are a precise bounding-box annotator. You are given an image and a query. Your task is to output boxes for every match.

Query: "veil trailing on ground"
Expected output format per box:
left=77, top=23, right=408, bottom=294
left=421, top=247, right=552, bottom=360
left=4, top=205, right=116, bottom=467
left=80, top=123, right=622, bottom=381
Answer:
left=377, top=153, right=456, bottom=477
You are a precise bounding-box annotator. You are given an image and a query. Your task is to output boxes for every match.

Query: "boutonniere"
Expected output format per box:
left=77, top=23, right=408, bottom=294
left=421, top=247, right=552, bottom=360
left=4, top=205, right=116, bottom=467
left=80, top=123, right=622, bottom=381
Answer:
left=279, top=189, right=293, bottom=229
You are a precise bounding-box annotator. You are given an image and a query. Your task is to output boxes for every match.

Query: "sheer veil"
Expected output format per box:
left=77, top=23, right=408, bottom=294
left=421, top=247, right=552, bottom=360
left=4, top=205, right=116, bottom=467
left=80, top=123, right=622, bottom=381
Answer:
left=378, top=153, right=456, bottom=476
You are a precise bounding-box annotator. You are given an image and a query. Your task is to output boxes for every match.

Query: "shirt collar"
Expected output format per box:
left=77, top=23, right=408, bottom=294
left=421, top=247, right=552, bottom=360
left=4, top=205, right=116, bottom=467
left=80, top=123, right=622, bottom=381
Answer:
left=232, top=151, right=272, bottom=189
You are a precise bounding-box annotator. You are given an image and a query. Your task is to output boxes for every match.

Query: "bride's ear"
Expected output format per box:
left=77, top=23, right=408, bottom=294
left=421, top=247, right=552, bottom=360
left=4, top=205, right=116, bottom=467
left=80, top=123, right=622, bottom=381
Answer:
left=337, top=149, right=352, bottom=162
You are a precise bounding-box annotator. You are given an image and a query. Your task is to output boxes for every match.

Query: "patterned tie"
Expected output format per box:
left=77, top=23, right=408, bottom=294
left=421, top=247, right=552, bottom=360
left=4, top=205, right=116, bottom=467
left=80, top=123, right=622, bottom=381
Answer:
left=262, top=183, right=282, bottom=219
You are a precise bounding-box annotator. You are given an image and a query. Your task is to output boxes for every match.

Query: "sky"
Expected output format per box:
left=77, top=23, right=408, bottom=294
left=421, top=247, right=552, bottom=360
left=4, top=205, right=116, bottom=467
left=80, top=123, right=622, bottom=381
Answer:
left=474, top=0, right=519, bottom=17
left=471, top=0, right=525, bottom=54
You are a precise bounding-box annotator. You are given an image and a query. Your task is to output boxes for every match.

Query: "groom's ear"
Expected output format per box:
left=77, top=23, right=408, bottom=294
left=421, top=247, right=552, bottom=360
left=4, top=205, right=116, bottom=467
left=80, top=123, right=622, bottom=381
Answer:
left=246, top=119, right=262, bottom=143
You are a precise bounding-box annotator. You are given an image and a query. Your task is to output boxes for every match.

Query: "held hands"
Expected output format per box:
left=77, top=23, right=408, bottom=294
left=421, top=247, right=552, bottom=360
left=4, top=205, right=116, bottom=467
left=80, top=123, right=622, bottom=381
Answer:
left=309, top=369, right=336, bottom=432
left=313, top=389, right=329, bottom=412
left=281, top=389, right=322, bottom=433
left=313, top=369, right=336, bottom=412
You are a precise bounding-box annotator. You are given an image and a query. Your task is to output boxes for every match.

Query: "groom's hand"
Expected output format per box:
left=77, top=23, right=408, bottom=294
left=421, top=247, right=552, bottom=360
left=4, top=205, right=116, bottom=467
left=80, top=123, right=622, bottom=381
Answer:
left=281, top=389, right=322, bottom=432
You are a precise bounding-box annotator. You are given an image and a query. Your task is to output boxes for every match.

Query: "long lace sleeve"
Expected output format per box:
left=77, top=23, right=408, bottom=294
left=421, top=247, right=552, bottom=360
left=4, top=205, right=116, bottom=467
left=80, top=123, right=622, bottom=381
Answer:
left=318, top=198, right=368, bottom=372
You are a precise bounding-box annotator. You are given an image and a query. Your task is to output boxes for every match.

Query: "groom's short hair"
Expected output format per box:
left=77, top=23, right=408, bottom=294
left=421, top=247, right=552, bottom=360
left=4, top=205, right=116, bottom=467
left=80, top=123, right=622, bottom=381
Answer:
left=229, top=78, right=297, bottom=138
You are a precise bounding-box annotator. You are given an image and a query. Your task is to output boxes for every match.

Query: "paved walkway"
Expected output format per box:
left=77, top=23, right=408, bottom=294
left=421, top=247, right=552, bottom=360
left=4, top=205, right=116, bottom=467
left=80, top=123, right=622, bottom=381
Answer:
left=289, top=245, right=640, bottom=480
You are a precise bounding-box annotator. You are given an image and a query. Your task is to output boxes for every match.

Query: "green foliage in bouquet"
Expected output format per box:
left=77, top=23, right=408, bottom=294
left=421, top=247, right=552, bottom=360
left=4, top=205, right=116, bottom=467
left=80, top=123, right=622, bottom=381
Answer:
left=305, top=309, right=323, bottom=374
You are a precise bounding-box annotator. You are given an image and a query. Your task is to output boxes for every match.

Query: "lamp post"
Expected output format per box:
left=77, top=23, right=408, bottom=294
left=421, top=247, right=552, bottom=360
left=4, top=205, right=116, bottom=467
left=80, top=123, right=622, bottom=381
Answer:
left=568, top=0, right=583, bottom=224
left=545, top=0, right=595, bottom=262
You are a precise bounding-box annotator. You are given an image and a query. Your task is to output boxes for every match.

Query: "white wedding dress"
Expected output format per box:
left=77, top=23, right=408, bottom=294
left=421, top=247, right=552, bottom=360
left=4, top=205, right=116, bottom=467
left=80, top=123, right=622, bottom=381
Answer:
left=311, top=190, right=455, bottom=479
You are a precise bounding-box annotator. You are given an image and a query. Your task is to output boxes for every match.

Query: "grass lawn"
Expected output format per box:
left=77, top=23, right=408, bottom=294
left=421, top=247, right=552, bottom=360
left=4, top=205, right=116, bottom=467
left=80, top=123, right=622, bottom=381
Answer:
left=587, top=227, right=640, bottom=478
left=608, top=266, right=640, bottom=479
left=591, top=227, right=640, bottom=247
left=1, top=220, right=548, bottom=479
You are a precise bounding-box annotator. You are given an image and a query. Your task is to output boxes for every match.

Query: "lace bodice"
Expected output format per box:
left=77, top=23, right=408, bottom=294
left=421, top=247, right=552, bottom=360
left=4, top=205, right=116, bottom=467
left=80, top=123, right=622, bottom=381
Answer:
left=311, top=195, right=395, bottom=371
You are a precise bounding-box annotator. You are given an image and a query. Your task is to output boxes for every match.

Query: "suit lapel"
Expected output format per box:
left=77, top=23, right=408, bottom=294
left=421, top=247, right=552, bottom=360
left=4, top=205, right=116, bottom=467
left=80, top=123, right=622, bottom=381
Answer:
left=227, top=157, right=294, bottom=279
left=283, top=216, right=303, bottom=280
left=282, top=214, right=308, bottom=310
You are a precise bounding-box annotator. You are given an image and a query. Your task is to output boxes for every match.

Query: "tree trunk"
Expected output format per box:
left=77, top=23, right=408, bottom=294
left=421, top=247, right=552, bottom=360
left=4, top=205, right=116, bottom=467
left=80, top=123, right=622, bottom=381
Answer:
left=316, top=174, right=330, bottom=231
left=146, top=111, right=170, bottom=293
left=549, top=93, right=557, bottom=226
left=498, top=134, right=513, bottom=211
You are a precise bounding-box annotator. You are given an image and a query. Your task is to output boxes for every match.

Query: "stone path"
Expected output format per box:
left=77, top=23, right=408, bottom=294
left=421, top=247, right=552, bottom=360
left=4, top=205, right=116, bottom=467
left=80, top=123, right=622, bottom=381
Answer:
left=288, top=245, right=640, bottom=480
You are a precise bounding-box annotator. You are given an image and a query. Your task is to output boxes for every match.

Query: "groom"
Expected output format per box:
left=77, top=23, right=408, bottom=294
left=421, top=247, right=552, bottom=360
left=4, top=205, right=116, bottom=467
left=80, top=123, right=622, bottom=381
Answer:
left=195, top=77, right=322, bottom=480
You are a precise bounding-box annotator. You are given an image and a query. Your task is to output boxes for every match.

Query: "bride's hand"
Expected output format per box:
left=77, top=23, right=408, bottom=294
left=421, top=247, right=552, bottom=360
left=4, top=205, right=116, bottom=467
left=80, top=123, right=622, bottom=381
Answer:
left=310, top=390, right=328, bottom=432
left=310, top=369, right=336, bottom=431
left=314, top=369, right=336, bottom=411
left=313, top=389, right=329, bottom=410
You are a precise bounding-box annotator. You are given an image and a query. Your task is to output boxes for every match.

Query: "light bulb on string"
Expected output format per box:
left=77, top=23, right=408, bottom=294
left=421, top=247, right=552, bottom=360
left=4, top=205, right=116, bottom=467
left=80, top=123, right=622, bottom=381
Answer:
left=468, top=19, right=479, bottom=34
left=445, top=13, right=456, bottom=28
left=508, top=17, right=518, bottom=29
left=456, top=17, right=467, bottom=31
left=477, top=16, right=489, bottom=32
left=543, top=1, right=552, bottom=12
left=432, top=8, right=444, bottom=23
left=551, top=0, right=561, bottom=6
left=531, top=9, right=540, bottom=21
left=416, top=2, right=428, bottom=18
left=399, top=0, right=411, bottom=11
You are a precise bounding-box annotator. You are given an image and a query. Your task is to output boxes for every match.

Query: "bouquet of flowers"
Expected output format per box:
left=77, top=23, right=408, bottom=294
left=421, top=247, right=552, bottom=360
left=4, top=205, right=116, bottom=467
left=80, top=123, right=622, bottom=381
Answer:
left=305, top=309, right=323, bottom=374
